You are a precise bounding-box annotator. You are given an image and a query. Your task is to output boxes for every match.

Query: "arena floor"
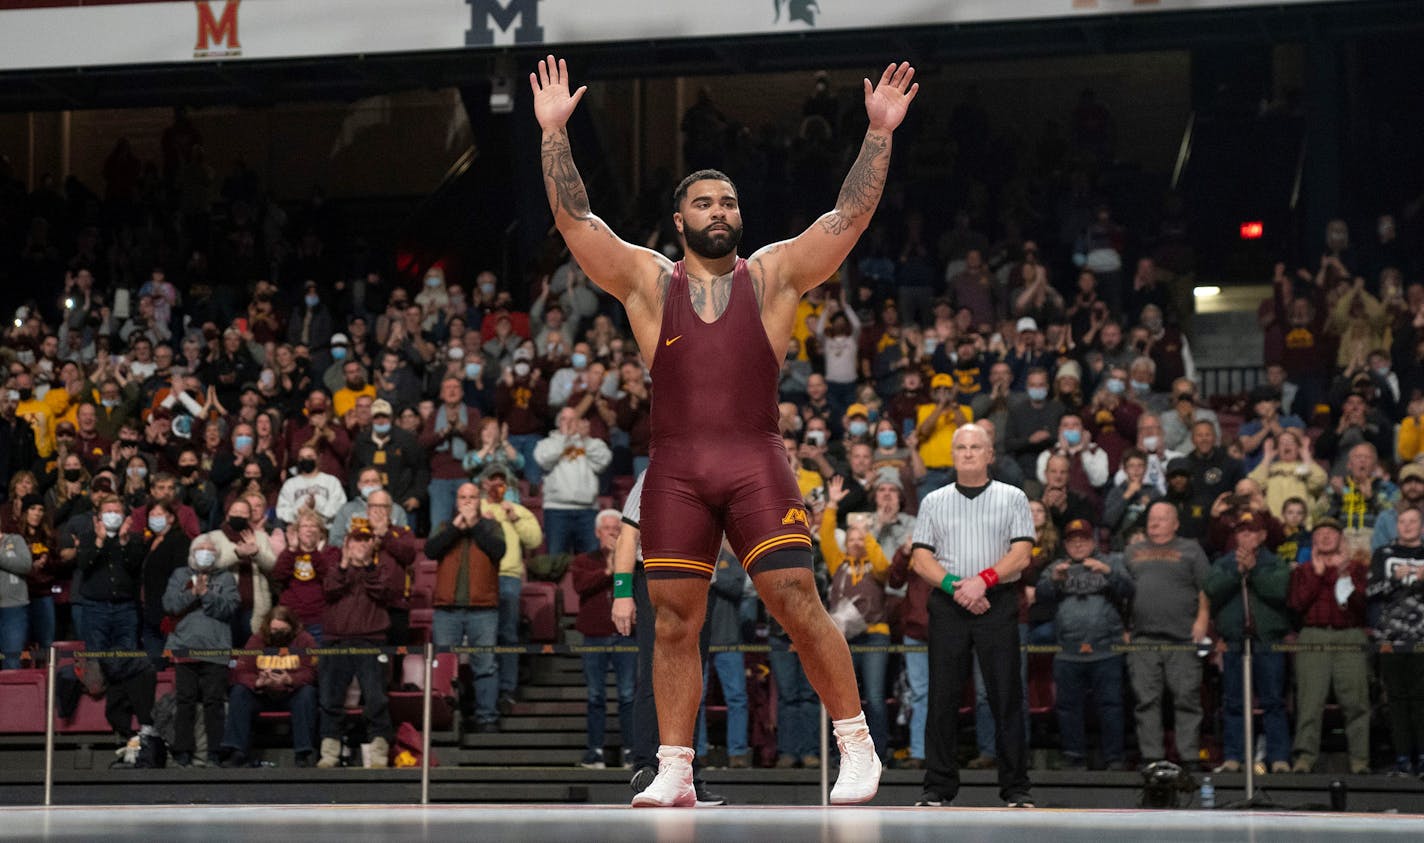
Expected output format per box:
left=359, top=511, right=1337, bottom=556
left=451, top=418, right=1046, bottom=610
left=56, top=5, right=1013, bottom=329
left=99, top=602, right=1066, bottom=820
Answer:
left=5, top=804, right=1424, bottom=842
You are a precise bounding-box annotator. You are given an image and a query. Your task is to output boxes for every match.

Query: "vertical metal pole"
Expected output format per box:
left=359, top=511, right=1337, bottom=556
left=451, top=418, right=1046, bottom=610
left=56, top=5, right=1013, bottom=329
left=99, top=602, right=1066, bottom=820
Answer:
left=1242, top=636, right=1255, bottom=801
left=44, top=645, right=56, bottom=807
left=421, top=642, right=434, bottom=806
left=819, top=704, right=829, bottom=807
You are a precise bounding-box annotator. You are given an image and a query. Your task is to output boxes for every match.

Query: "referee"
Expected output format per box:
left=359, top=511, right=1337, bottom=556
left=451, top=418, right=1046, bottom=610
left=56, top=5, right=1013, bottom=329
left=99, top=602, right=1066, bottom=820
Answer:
left=910, top=424, right=1035, bottom=807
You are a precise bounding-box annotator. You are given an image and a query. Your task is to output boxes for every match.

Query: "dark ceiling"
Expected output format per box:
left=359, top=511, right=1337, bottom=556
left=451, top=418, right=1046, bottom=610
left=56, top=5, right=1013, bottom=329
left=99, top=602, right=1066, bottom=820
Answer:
left=0, top=0, right=1420, bottom=113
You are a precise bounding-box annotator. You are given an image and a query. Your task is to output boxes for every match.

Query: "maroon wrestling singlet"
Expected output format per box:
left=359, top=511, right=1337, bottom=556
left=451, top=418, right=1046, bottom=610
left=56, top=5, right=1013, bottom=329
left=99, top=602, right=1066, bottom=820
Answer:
left=641, top=258, right=812, bottom=579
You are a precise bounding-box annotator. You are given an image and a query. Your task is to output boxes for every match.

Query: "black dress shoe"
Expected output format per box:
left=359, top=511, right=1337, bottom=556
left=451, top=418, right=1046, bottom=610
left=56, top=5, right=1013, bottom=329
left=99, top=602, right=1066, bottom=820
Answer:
left=220, top=752, right=249, bottom=769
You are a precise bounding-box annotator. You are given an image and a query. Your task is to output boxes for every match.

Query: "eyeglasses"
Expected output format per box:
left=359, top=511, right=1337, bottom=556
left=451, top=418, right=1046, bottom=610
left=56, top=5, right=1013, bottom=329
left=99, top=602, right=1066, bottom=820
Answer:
left=367, top=503, right=392, bottom=510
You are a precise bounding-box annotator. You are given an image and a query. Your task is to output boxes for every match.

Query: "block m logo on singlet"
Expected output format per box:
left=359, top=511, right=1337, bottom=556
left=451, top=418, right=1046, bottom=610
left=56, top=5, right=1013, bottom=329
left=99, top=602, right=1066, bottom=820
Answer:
left=781, top=507, right=809, bottom=527
left=466, top=0, right=545, bottom=47
left=194, top=0, right=241, bottom=59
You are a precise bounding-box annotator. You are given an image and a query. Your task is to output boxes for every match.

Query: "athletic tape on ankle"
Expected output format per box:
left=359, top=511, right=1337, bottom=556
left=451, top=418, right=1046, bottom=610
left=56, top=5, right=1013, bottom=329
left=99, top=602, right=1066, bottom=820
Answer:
left=939, top=573, right=960, bottom=594
left=613, top=573, right=633, bottom=599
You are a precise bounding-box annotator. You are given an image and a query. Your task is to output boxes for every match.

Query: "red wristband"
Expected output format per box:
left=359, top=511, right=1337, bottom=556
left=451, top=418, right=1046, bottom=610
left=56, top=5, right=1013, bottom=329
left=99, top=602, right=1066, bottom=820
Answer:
left=979, top=568, right=1000, bottom=589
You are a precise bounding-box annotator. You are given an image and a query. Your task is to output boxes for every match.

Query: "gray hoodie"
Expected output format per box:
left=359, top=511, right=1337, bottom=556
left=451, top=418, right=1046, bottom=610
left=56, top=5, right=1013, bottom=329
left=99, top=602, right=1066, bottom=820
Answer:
left=0, top=534, right=34, bottom=609
left=1036, top=552, right=1135, bottom=662
left=162, top=564, right=238, bottom=665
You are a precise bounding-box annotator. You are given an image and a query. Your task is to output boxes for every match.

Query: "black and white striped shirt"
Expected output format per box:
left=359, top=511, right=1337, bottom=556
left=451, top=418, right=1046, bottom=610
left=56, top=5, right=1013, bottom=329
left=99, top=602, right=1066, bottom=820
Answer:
left=912, top=481, right=1034, bottom=581
left=621, top=471, right=646, bottom=560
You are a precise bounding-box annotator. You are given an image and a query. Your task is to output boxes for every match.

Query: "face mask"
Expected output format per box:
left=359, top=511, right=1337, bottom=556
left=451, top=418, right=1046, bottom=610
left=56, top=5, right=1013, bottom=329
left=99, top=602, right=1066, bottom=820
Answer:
left=178, top=464, right=198, bottom=476
left=425, top=275, right=442, bottom=287
left=101, top=398, right=118, bottom=409
left=372, top=421, right=392, bottom=436
left=193, top=549, right=217, bottom=569
left=1142, top=435, right=1160, bottom=452
left=1105, top=378, right=1125, bottom=395
left=148, top=515, right=167, bottom=533
left=128, top=466, right=147, bottom=479
left=64, top=468, right=83, bottom=482
left=465, top=363, right=482, bottom=380
left=1131, top=379, right=1152, bottom=394
left=297, top=458, right=317, bottom=475
left=513, top=361, right=531, bottom=378
left=480, top=283, right=496, bottom=296
left=1374, top=366, right=1390, bottom=378
left=227, top=516, right=249, bottom=532
left=304, top=294, right=320, bottom=308
left=805, top=430, right=827, bottom=448
left=1063, top=429, right=1082, bottom=446
left=923, top=337, right=939, bottom=355
left=848, top=420, right=868, bottom=437
left=331, top=346, right=347, bottom=361
left=360, top=484, right=381, bottom=500
left=1027, top=387, right=1049, bottom=402
left=1143, top=318, right=1163, bottom=333
left=234, top=434, right=254, bottom=451
left=267, top=628, right=295, bottom=647
left=100, top=511, right=124, bottom=533
left=571, top=353, right=588, bottom=370
left=876, top=430, right=898, bottom=449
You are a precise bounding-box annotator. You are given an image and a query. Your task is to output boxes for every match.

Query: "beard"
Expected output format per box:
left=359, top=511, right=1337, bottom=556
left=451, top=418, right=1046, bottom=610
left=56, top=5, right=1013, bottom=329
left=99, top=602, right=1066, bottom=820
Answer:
left=683, top=221, right=743, bottom=260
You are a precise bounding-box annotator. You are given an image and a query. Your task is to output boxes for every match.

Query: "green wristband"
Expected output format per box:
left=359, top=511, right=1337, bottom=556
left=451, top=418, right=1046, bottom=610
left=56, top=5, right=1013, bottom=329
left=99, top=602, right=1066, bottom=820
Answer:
left=939, top=573, right=961, bottom=595
left=613, top=573, right=633, bottom=599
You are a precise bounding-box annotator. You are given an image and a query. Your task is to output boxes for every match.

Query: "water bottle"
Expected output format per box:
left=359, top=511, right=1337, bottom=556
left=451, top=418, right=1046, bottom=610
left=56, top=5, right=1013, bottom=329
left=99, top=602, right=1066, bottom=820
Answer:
left=1200, top=775, right=1215, bottom=809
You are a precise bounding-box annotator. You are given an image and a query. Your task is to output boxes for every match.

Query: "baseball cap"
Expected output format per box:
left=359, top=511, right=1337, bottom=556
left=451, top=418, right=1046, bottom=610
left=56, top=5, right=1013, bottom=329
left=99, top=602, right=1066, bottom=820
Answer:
left=1234, top=511, right=1266, bottom=532
left=480, top=463, right=513, bottom=482
left=1312, top=517, right=1343, bottom=534
left=873, top=467, right=903, bottom=491
left=1165, top=458, right=1192, bottom=478
left=1063, top=518, right=1094, bottom=540
left=1015, top=317, right=1039, bottom=334
left=845, top=403, right=869, bottom=419
left=347, top=516, right=373, bottom=539
left=1400, top=464, right=1424, bottom=484
left=330, top=333, right=349, bottom=346
left=370, top=399, right=393, bottom=418
left=931, top=373, right=954, bottom=390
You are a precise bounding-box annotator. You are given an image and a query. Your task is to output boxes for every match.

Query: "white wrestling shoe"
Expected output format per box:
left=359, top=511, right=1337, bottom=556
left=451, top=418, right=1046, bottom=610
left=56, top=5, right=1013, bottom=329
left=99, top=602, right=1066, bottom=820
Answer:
left=829, top=720, right=882, bottom=804
left=630, top=745, right=696, bottom=808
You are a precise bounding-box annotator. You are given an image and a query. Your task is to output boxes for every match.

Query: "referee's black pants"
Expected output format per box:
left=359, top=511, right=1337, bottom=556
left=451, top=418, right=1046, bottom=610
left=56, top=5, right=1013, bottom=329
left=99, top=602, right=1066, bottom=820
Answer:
left=628, top=560, right=710, bottom=781
left=924, top=587, right=1031, bottom=802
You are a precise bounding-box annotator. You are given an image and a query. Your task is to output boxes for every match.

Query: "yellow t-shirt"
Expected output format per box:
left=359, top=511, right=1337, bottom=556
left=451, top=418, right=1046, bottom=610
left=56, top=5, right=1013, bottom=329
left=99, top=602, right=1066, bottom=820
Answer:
left=332, top=384, right=377, bottom=419
left=795, top=466, right=824, bottom=501
left=916, top=402, right=974, bottom=469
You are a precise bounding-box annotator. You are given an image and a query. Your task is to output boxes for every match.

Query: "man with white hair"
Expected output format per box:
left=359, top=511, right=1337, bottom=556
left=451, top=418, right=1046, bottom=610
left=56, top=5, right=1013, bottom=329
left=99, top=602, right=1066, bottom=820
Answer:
left=571, top=509, right=639, bottom=768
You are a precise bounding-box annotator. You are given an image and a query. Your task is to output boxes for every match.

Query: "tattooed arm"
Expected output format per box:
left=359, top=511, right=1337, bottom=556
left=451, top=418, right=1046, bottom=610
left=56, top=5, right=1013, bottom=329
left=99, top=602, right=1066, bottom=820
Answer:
left=754, top=62, right=919, bottom=296
left=530, top=55, right=663, bottom=306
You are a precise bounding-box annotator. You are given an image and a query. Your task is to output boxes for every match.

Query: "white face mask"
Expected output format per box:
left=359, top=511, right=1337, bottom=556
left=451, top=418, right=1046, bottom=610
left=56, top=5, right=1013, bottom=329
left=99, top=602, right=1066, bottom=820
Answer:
left=100, top=511, right=124, bottom=534
left=1142, top=435, right=1160, bottom=452
left=193, top=549, right=218, bottom=569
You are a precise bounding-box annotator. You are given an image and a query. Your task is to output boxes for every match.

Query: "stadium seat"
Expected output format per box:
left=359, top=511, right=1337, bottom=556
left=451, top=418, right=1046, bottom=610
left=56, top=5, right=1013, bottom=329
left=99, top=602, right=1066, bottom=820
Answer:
left=0, top=670, right=47, bottom=733
left=521, top=580, right=559, bottom=643
left=557, top=570, right=580, bottom=617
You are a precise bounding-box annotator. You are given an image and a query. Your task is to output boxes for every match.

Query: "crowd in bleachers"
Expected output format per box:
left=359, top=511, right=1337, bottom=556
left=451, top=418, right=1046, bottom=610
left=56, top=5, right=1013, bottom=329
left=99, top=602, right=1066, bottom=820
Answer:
left=0, top=83, right=1423, bottom=780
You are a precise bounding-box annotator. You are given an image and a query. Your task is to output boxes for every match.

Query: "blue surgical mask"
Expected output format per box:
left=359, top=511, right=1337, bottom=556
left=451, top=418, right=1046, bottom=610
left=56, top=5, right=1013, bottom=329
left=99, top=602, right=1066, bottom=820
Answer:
left=193, top=548, right=217, bottom=569
left=1105, top=377, right=1125, bottom=395
left=876, top=430, right=898, bottom=449
left=1374, top=366, right=1390, bottom=378
left=465, top=362, right=482, bottom=380
left=848, top=420, right=868, bottom=437
left=1027, top=386, right=1049, bottom=402
left=425, top=275, right=442, bottom=287
left=1131, top=379, right=1152, bottom=394
left=234, top=434, right=254, bottom=451
left=360, top=484, right=381, bottom=500
left=372, top=422, right=391, bottom=436
left=304, top=294, right=319, bottom=308
left=100, top=511, right=124, bottom=534
left=101, top=398, right=118, bottom=409
left=1063, top=429, right=1082, bottom=446
left=147, top=515, right=167, bottom=533
left=331, top=346, right=347, bottom=361
left=480, top=283, right=496, bottom=297
left=571, top=352, right=588, bottom=369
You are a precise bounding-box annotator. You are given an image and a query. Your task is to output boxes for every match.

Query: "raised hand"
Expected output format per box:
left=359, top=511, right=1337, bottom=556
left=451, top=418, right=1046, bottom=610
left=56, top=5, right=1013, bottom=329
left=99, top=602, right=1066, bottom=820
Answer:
left=828, top=474, right=850, bottom=505
left=864, top=62, right=919, bottom=132
left=530, top=55, right=588, bottom=131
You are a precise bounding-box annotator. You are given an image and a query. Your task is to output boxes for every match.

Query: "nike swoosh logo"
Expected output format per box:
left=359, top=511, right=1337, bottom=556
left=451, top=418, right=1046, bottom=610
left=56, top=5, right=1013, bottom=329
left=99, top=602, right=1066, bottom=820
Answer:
left=665, top=336, right=683, bottom=347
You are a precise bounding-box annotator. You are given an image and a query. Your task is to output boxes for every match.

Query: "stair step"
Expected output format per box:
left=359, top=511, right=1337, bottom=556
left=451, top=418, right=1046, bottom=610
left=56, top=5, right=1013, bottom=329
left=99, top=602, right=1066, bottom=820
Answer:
left=459, top=732, right=599, bottom=748
left=496, top=716, right=619, bottom=731
left=519, top=685, right=618, bottom=702
left=452, top=748, right=622, bottom=766
left=510, top=701, right=622, bottom=717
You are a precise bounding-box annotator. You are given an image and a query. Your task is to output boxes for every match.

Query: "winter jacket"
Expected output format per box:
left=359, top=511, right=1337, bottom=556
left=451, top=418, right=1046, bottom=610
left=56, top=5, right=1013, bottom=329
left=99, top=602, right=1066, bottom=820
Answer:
left=706, top=549, right=749, bottom=647
left=0, top=533, right=34, bottom=609
left=1204, top=550, right=1292, bottom=643
left=322, top=556, right=404, bottom=641
left=425, top=517, right=507, bottom=609
left=349, top=428, right=429, bottom=509
left=76, top=532, right=146, bottom=604
left=162, top=565, right=238, bottom=665
left=1035, top=554, right=1134, bottom=662
left=201, top=526, right=277, bottom=635
left=1367, top=542, right=1424, bottom=645
left=1288, top=560, right=1368, bottom=629
left=571, top=550, right=617, bottom=638
left=887, top=546, right=930, bottom=641
left=535, top=432, right=612, bottom=509
left=140, top=529, right=192, bottom=628
left=821, top=506, right=890, bottom=635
